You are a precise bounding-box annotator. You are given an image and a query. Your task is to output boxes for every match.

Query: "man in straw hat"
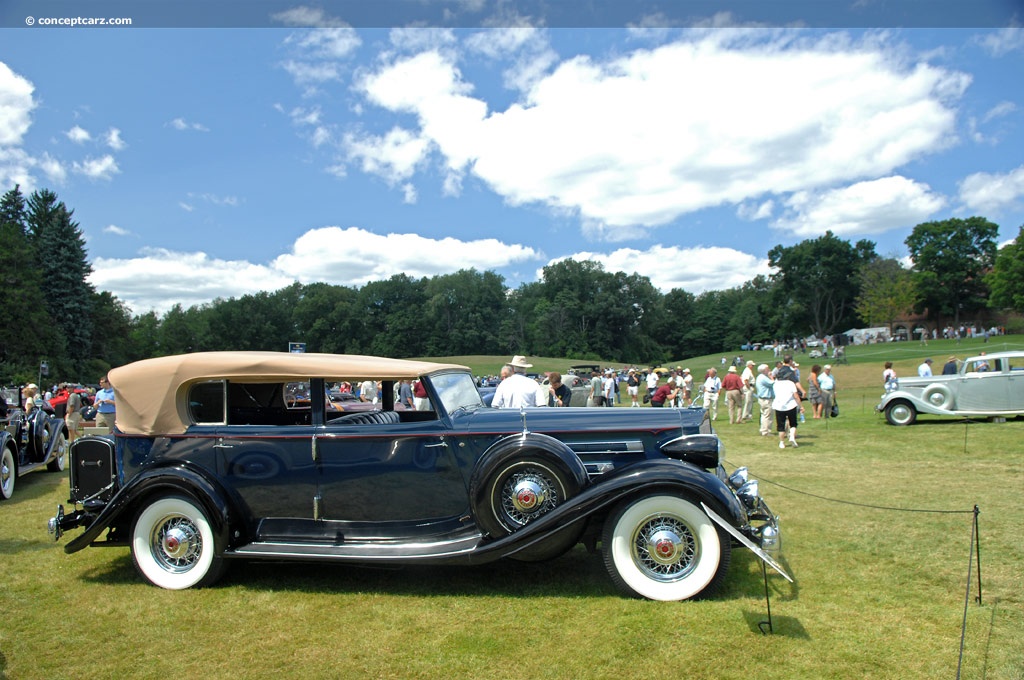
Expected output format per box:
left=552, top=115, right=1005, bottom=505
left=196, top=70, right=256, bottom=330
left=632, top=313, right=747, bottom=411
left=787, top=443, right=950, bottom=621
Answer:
left=493, top=355, right=540, bottom=409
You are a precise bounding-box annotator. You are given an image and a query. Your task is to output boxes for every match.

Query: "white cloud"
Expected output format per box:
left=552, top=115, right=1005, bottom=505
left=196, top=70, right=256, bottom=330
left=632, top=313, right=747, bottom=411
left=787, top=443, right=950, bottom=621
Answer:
left=90, top=248, right=295, bottom=315
left=271, top=226, right=541, bottom=286
left=272, top=6, right=351, bottom=29
left=72, top=154, right=119, bottom=180
left=344, top=127, right=430, bottom=183
left=105, top=127, right=126, bottom=151
left=168, top=117, right=209, bottom=132
left=774, top=176, right=946, bottom=237
left=976, top=27, right=1024, bottom=56
left=103, top=224, right=132, bottom=236
left=958, top=165, right=1024, bottom=213
left=546, top=245, right=771, bottom=294
left=66, top=125, right=91, bottom=144
left=0, top=62, right=35, bottom=146
left=91, top=227, right=543, bottom=315
left=351, top=32, right=968, bottom=241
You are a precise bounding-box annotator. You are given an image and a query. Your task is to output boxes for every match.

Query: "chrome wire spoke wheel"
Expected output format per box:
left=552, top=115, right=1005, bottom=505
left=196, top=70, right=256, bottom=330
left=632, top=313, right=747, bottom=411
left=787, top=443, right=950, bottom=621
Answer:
left=631, top=513, right=698, bottom=582
left=150, top=514, right=204, bottom=573
left=603, top=494, right=728, bottom=601
left=131, top=496, right=225, bottom=589
left=498, top=467, right=561, bottom=529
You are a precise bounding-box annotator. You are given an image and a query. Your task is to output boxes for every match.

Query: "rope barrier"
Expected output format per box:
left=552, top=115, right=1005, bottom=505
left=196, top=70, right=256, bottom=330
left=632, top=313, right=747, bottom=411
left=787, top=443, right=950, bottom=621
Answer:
left=725, top=458, right=983, bottom=677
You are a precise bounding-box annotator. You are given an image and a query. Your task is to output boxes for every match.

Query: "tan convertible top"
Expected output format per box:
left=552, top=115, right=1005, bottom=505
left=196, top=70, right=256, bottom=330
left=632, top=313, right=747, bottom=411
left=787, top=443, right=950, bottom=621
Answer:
left=108, top=351, right=468, bottom=436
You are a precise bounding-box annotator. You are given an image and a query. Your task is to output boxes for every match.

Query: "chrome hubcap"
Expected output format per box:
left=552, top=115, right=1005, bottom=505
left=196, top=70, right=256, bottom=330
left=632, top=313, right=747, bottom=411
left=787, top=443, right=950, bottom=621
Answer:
left=632, top=515, right=698, bottom=582
left=151, top=516, right=202, bottom=572
left=511, top=479, right=546, bottom=513
left=499, top=468, right=561, bottom=529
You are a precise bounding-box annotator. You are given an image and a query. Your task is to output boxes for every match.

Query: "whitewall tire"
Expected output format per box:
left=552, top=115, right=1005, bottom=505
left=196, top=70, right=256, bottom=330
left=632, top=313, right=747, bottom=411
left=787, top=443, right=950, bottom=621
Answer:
left=602, top=494, right=729, bottom=601
left=131, top=495, right=225, bottom=589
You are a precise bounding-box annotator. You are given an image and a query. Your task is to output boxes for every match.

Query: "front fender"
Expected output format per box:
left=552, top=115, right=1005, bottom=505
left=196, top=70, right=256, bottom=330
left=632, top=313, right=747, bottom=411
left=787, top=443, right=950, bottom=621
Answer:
left=465, top=458, right=746, bottom=563
left=877, top=391, right=949, bottom=416
left=64, top=463, right=232, bottom=555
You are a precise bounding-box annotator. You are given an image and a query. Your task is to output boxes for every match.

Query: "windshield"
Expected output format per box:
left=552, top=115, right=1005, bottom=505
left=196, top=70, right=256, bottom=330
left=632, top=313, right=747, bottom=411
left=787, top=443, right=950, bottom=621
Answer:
left=430, top=371, right=484, bottom=414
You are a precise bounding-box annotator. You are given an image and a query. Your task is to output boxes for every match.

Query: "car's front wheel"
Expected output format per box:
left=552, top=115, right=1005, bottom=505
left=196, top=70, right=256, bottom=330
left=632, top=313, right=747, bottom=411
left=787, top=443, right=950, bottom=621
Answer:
left=885, top=400, right=917, bottom=426
left=0, top=446, right=15, bottom=500
left=46, top=433, right=68, bottom=472
left=131, top=495, right=226, bottom=589
left=602, top=494, right=729, bottom=601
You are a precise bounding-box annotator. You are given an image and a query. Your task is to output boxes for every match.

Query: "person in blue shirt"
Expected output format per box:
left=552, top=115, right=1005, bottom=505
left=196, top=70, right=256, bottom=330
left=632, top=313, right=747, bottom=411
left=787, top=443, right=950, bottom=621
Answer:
left=94, top=375, right=116, bottom=433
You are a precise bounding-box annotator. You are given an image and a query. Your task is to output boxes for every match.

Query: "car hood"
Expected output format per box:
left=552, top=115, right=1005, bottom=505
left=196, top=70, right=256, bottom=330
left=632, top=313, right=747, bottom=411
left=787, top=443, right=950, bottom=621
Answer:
left=464, top=405, right=708, bottom=436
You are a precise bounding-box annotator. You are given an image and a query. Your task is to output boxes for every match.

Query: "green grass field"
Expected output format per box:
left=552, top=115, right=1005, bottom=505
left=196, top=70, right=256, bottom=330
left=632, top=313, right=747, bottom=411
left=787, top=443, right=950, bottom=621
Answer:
left=2, top=337, right=1022, bottom=679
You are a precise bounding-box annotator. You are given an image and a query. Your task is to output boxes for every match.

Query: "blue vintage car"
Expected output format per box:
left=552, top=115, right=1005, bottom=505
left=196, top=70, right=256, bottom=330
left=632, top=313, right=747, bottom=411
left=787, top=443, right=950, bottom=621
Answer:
left=2, top=388, right=69, bottom=501
left=49, top=351, right=783, bottom=600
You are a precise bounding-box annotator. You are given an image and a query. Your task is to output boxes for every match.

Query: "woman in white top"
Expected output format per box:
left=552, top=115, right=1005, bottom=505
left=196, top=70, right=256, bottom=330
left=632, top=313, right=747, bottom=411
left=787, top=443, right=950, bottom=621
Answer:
left=771, top=367, right=806, bottom=449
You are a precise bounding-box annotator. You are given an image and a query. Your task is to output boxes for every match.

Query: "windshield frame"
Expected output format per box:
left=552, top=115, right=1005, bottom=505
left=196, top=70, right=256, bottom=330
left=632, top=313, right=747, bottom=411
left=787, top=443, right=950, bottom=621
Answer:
left=428, top=370, right=484, bottom=416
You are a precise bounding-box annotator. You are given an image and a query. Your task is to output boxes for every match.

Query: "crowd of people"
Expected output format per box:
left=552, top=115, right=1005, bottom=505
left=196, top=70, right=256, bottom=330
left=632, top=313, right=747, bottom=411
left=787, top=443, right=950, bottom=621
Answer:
left=0, top=377, right=114, bottom=442
left=485, top=353, right=842, bottom=449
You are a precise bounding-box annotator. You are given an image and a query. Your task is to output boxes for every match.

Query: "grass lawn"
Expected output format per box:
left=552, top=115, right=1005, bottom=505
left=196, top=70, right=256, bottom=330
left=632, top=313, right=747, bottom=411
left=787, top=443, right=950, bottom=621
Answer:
left=2, top=338, right=1022, bottom=679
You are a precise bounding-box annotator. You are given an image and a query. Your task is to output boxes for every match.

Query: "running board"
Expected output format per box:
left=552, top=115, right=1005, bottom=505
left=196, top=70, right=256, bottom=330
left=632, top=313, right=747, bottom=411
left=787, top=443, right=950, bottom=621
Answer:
left=226, top=532, right=484, bottom=562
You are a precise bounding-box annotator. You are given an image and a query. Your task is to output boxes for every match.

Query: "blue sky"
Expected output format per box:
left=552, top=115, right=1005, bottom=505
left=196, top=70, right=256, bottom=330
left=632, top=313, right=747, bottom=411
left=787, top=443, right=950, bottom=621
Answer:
left=1, top=1, right=1022, bottom=315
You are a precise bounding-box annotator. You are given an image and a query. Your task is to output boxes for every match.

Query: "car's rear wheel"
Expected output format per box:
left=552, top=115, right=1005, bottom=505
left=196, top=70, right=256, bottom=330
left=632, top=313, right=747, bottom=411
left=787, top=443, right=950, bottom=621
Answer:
left=885, top=400, right=917, bottom=426
left=602, top=494, right=730, bottom=601
left=0, top=446, right=15, bottom=500
left=46, top=433, right=68, bottom=472
left=131, top=495, right=225, bottom=590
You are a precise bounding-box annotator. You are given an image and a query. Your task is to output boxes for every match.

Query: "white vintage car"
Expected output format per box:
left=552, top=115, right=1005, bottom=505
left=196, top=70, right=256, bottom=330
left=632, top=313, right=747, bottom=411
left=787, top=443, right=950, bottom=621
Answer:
left=877, top=351, right=1024, bottom=425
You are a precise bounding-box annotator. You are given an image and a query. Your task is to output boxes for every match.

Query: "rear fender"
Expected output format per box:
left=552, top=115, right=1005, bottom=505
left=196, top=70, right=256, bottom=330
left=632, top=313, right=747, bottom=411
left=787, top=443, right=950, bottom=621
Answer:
left=64, top=464, right=232, bottom=555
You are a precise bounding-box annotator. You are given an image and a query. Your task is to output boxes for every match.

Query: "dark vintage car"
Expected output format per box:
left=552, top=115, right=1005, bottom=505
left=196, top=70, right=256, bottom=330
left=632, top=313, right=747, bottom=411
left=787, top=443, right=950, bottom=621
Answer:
left=877, top=351, right=1024, bottom=425
left=1, top=388, right=69, bottom=500
left=49, top=352, right=785, bottom=600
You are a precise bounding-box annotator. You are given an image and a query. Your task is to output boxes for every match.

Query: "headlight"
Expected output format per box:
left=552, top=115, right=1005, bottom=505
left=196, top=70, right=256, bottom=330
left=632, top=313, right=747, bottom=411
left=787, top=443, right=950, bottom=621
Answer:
left=737, top=479, right=759, bottom=508
left=728, top=466, right=748, bottom=490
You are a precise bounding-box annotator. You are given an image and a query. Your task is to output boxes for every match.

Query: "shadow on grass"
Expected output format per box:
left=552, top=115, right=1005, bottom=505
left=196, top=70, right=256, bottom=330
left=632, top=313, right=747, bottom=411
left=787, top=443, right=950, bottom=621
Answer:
left=1, top=467, right=65, bottom=506
left=742, top=610, right=811, bottom=639
left=75, top=544, right=796, bottom=603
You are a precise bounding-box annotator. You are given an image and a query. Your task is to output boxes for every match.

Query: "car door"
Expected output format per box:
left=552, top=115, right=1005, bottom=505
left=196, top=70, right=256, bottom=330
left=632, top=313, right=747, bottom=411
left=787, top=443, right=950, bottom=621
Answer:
left=955, top=362, right=1010, bottom=412
left=202, top=380, right=320, bottom=539
left=314, top=415, right=469, bottom=532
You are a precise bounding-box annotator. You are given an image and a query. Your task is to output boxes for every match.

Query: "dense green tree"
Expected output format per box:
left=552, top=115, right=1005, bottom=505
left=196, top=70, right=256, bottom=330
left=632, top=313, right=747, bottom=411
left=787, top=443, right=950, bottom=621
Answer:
left=26, top=189, right=95, bottom=375
left=353, top=274, right=430, bottom=357
left=905, top=216, right=998, bottom=326
left=0, top=186, right=61, bottom=381
left=424, top=269, right=506, bottom=356
left=87, top=291, right=136, bottom=371
left=768, top=231, right=876, bottom=337
left=129, top=311, right=161, bottom=361
left=986, top=225, right=1024, bottom=314
left=855, top=258, right=919, bottom=335
left=291, top=282, right=360, bottom=354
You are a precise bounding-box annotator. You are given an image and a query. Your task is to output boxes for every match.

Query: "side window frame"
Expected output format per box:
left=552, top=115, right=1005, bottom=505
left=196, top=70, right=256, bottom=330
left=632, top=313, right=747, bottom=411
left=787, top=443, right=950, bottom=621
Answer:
left=188, top=380, right=227, bottom=425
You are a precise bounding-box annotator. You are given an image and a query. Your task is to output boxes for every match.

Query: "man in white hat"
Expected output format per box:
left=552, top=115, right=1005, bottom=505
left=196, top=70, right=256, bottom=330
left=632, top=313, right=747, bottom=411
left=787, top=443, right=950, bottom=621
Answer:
left=741, top=360, right=756, bottom=422
left=493, top=355, right=540, bottom=409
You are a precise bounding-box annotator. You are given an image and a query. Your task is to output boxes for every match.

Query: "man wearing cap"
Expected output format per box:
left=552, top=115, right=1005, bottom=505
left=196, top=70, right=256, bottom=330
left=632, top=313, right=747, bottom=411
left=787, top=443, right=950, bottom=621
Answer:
left=818, top=365, right=836, bottom=418
left=917, top=358, right=934, bottom=377
left=722, top=365, right=745, bottom=424
left=740, top=360, right=756, bottom=422
left=941, top=356, right=958, bottom=375
left=702, top=368, right=722, bottom=421
left=754, top=364, right=774, bottom=436
left=681, top=368, right=693, bottom=405
left=626, top=369, right=640, bottom=407
left=493, top=356, right=540, bottom=409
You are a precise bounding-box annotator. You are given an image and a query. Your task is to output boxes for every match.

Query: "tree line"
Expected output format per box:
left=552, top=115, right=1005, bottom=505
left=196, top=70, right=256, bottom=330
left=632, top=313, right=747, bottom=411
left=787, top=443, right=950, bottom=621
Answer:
left=2, top=183, right=1022, bottom=385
